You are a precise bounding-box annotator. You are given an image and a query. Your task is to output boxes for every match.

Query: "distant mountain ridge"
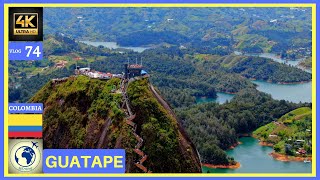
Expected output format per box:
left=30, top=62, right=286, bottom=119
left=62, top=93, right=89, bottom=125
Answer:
left=44, top=7, right=312, bottom=55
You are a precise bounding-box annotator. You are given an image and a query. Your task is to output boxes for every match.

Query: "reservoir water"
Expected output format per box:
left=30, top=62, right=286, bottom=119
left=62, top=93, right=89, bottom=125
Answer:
left=245, top=52, right=303, bottom=67
left=196, top=92, right=235, bottom=104
left=79, top=41, right=149, bottom=53
left=203, top=137, right=312, bottom=173
left=198, top=81, right=311, bottom=173
left=218, top=52, right=313, bottom=104
left=196, top=81, right=311, bottom=104
left=252, top=80, right=312, bottom=103
left=234, top=51, right=311, bottom=73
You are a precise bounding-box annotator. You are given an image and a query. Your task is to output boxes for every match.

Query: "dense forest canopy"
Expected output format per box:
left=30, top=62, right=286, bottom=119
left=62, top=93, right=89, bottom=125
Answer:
left=175, top=88, right=310, bottom=164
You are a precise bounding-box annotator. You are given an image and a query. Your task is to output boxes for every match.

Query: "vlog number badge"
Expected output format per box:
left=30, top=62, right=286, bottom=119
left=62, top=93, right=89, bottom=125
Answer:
left=9, top=140, right=42, bottom=173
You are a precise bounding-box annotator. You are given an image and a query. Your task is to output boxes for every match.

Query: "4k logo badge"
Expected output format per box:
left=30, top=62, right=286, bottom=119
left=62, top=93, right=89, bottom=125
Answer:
left=14, top=13, right=38, bottom=35
left=9, top=7, right=43, bottom=41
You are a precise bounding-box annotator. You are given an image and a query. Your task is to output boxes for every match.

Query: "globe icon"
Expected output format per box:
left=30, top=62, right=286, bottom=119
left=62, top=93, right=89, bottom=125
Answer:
left=14, top=146, right=36, bottom=167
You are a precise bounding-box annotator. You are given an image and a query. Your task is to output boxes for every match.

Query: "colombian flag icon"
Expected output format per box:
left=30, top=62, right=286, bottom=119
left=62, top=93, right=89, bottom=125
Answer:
left=8, top=114, right=43, bottom=138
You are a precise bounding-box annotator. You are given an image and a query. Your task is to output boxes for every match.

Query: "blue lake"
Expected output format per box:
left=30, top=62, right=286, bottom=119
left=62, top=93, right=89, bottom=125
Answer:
left=196, top=92, right=235, bottom=104
left=203, top=137, right=312, bottom=173
left=80, top=41, right=149, bottom=53
left=252, top=80, right=312, bottom=103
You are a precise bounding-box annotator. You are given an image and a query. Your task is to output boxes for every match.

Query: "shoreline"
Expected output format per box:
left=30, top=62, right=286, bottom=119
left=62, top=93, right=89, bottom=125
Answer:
left=252, top=79, right=311, bottom=85
left=202, top=162, right=241, bottom=169
left=228, top=141, right=242, bottom=149
left=276, top=80, right=311, bottom=85
left=196, top=91, right=237, bottom=100
left=269, top=152, right=312, bottom=162
left=228, top=134, right=251, bottom=149
left=237, top=133, right=251, bottom=137
left=221, top=91, right=237, bottom=95
left=254, top=137, right=312, bottom=162
left=258, top=141, right=274, bottom=147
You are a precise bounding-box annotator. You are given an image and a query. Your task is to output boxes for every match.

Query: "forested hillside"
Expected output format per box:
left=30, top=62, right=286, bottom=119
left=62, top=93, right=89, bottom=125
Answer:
left=44, top=7, right=312, bottom=57
left=175, top=88, right=310, bottom=165
left=30, top=76, right=202, bottom=173
left=193, top=54, right=311, bottom=83
left=10, top=34, right=311, bottom=103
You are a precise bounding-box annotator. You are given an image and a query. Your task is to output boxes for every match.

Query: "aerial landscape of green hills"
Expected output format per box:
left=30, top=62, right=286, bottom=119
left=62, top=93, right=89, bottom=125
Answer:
left=9, top=7, right=313, bottom=173
left=43, top=7, right=311, bottom=58
left=253, top=107, right=312, bottom=160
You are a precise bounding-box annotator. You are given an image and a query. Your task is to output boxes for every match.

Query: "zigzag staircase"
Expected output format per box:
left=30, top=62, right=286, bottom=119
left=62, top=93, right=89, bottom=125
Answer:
left=120, top=78, right=152, bottom=173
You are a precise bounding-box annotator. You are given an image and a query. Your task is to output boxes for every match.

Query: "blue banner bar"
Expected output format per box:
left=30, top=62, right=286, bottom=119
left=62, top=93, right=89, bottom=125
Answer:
left=8, top=126, right=42, bottom=132
left=9, top=42, right=43, bottom=60
left=43, top=149, right=126, bottom=173
left=8, top=103, right=43, bottom=114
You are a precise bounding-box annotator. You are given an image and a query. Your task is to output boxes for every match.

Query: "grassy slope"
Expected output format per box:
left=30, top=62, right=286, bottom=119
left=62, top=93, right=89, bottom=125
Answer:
left=29, top=76, right=130, bottom=148
left=298, top=57, right=312, bottom=70
left=253, top=107, right=312, bottom=156
left=30, top=76, right=142, bottom=171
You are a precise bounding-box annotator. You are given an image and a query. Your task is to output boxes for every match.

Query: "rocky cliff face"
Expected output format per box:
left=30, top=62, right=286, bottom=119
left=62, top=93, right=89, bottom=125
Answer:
left=127, top=78, right=201, bottom=173
left=30, top=76, right=201, bottom=173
